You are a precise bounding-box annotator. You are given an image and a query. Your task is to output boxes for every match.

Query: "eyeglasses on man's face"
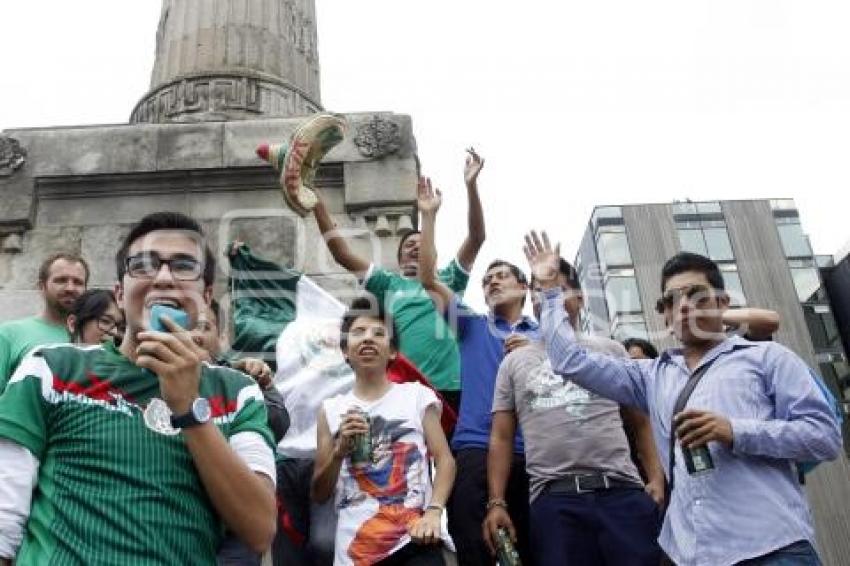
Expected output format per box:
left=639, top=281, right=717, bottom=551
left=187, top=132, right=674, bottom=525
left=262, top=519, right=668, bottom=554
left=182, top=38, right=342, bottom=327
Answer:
left=655, top=284, right=715, bottom=314
left=125, top=252, right=203, bottom=281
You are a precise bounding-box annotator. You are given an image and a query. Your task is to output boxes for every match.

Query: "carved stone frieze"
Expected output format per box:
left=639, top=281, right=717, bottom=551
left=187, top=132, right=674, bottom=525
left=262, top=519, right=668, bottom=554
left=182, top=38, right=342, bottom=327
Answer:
left=353, top=116, right=402, bottom=159
left=0, top=136, right=27, bottom=176
left=130, top=75, right=322, bottom=124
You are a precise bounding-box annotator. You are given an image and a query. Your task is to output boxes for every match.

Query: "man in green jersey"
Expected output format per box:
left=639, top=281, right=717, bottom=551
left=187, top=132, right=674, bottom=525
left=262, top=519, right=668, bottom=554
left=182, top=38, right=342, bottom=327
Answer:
left=0, top=212, right=277, bottom=565
left=309, top=149, right=486, bottom=411
left=0, top=252, right=89, bottom=391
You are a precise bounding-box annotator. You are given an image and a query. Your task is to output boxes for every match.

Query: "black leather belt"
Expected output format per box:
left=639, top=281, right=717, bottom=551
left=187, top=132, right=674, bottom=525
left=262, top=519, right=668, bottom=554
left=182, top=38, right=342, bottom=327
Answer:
left=544, top=473, right=643, bottom=495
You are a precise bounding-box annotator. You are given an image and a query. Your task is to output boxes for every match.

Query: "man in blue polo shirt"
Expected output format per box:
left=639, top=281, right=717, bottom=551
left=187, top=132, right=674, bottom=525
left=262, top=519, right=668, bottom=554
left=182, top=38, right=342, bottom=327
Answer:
left=418, top=183, right=537, bottom=565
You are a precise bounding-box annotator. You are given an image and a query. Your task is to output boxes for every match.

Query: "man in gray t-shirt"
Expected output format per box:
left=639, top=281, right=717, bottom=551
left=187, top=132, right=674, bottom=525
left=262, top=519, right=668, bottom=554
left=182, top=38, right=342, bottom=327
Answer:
left=494, top=338, right=643, bottom=501
left=483, top=258, right=661, bottom=566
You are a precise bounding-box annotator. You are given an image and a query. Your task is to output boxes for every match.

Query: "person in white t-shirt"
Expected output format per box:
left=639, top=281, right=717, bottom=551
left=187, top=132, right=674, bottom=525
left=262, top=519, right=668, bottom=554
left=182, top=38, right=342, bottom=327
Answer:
left=312, top=296, right=456, bottom=566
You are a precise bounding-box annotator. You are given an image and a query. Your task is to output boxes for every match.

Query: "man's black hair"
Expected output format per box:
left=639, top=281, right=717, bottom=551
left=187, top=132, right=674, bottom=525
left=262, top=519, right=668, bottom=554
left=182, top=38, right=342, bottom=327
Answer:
left=396, top=230, right=421, bottom=263
left=482, top=260, right=528, bottom=286
left=69, top=289, right=119, bottom=341
left=483, top=260, right=529, bottom=307
left=660, top=252, right=724, bottom=292
left=115, top=212, right=216, bottom=286
left=557, top=258, right=581, bottom=291
left=340, top=295, right=399, bottom=353
left=622, top=337, right=659, bottom=359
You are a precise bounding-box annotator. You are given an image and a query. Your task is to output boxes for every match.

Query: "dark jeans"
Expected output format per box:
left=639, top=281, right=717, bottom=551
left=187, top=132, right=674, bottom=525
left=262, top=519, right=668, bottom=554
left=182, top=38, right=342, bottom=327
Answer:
left=529, top=487, right=661, bottom=566
left=272, top=458, right=337, bottom=566
left=737, top=541, right=821, bottom=566
left=374, top=543, right=445, bottom=566
left=447, top=448, right=530, bottom=566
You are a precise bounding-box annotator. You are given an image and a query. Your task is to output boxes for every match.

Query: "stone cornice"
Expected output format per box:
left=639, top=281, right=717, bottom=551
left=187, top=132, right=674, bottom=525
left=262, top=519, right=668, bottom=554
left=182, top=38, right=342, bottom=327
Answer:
left=34, top=164, right=343, bottom=200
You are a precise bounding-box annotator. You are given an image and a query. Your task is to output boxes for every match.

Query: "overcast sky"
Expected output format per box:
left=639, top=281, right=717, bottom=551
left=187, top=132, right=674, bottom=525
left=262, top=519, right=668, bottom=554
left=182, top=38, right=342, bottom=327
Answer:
left=2, top=1, right=850, bottom=310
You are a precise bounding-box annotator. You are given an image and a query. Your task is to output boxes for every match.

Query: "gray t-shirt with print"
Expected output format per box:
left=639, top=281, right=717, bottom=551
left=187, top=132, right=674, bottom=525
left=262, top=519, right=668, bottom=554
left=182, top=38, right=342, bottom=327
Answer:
left=493, top=337, right=643, bottom=502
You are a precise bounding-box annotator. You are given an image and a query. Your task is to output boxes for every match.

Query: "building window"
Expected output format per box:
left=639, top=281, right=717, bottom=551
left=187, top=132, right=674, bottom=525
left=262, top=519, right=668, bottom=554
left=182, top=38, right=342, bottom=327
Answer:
left=678, top=229, right=707, bottom=256
left=604, top=275, right=643, bottom=318
left=777, top=223, right=813, bottom=259
left=804, top=305, right=842, bottom=350
left=696, top=201, right=722, bottom=215
left=703, top=228, right=734, bottom=262
left=673, top=201, right=724, bottom=223
left=791, top=267, right=822, bottom=302
left=816, top=255, right=834, bottom=268
left=678, top=227, right=736, bottom=262
left=592, top=206, right=624, bottom=228
left=674, top=204, right=736, bottom=263
left=613, top=321, right=649, bottom=342
left=598, top=232, right=633, bottom=270
left=770, top=199, right=797, bottom=211
left=721, top=268, right=746, bottom=307
left=610, top=312, right=649, bottom=342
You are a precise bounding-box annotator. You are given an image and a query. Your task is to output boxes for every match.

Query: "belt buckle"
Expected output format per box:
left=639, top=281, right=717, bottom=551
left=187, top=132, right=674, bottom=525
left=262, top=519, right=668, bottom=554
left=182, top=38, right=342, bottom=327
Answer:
left=574, top=474, right=610, bottom=494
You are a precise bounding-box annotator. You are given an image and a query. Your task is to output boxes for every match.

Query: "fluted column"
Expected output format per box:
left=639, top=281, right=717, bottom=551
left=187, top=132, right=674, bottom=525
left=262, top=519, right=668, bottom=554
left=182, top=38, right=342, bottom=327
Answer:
left=131, top=0, right=322, bottom=123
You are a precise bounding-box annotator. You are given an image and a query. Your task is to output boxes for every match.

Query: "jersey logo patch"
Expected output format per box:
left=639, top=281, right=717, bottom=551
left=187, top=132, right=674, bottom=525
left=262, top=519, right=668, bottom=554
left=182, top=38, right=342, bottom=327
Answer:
left=143, top=398, right=180, bottom=436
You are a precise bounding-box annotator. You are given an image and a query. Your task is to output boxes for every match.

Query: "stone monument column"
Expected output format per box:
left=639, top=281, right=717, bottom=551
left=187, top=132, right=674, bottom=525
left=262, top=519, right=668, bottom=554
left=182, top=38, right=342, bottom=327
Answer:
left=131, top=0, right=322, bottom=123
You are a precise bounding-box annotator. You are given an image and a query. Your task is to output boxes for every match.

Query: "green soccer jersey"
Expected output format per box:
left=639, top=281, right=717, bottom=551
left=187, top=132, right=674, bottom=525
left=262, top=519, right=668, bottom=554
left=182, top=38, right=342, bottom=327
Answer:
left=0, top=316, right=70, bottom=392
left=0, top=341, right=274, bottom=566
left=365, top=259, right=470, bottom=392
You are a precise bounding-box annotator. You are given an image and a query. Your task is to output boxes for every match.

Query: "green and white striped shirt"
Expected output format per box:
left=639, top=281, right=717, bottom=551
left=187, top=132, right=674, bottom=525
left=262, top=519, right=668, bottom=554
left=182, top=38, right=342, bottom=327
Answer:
left=0, top=341, right=274, bottom=565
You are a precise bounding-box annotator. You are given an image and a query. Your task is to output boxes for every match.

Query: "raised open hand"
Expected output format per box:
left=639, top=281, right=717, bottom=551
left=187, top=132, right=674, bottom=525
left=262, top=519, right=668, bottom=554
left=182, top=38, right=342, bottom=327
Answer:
left=417, top=176, right=443, bottom=215
left=523, top=230, right=561, bottom=288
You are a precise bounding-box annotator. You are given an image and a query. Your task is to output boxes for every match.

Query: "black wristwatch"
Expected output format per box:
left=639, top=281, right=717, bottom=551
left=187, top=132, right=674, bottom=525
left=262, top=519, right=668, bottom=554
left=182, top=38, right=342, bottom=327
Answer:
left=170, top=398, right=212, bottom=429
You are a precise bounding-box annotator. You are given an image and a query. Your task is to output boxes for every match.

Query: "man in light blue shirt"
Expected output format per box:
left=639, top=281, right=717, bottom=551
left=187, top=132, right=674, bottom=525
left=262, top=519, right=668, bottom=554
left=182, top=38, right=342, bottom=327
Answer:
left=523, top=232, right=841, bottom=566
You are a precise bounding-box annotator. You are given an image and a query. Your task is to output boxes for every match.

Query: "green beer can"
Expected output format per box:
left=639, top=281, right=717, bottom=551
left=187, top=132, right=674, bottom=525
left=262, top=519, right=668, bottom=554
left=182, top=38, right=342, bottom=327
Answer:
left=349, top=407, right=372, bottom=465
left=495, top=527, right=522, bottom=566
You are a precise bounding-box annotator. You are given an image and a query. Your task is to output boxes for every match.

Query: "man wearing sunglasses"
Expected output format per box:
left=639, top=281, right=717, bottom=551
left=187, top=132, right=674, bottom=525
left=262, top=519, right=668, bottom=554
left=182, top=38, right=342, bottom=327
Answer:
left=0, top=212, right=276, bottom=565
left=525, top=232, right=840, bottom=566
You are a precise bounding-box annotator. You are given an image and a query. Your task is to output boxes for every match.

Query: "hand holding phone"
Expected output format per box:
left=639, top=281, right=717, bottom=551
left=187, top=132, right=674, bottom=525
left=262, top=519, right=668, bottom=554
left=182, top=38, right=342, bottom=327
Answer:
left=149, top=304, right=189, bottom=332
left=138, top=304, right=201, bottom=415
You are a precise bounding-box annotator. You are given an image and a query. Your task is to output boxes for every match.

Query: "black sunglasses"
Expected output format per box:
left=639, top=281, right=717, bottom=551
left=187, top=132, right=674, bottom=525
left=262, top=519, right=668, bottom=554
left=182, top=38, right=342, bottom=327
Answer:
left=655, top=284, right=714, bottom=314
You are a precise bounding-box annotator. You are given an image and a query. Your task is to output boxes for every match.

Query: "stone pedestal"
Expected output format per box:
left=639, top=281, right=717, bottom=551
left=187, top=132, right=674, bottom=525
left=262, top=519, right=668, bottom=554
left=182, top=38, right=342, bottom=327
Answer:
left=0, top=112, right=417, bottom=322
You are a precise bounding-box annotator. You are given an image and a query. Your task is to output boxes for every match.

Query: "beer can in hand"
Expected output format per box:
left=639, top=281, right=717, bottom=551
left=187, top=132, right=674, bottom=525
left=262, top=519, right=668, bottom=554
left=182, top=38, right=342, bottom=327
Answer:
left=495, top=527, right=522, bottom=566
left=348, top=407, right=372, bottom=466
left=683, top=444, right=714, bottom=475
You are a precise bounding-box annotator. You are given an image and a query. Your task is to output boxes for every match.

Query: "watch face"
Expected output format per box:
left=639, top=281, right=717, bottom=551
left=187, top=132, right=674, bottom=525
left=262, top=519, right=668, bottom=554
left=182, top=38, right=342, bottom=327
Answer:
left=192, top=398, right=212, bottom=423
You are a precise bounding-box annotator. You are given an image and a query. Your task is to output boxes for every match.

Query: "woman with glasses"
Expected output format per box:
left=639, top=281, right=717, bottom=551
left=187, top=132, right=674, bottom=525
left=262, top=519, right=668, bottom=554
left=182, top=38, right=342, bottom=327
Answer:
left=66, top=289, right=125, bottom=345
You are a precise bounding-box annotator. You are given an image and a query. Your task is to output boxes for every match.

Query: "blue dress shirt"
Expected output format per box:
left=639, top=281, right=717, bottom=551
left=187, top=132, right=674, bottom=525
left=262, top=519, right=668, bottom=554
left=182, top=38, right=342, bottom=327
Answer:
left=540, top=289, right=841, bottom=566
